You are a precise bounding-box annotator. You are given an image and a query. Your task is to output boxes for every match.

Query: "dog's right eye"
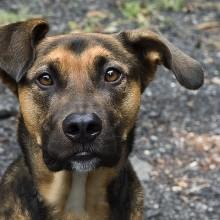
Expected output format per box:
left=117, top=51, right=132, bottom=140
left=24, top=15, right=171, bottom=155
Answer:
left=36, top=73, right=53, bottom=87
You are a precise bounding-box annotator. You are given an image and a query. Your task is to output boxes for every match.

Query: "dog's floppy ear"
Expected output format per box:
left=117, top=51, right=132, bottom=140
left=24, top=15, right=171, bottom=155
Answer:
left=117, top=30, right=204, bottom=90
left=0, top=18, right=49, bottom=92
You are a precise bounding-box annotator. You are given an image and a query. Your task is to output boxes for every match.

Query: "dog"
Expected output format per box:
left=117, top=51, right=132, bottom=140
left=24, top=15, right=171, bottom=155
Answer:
left=0, top=18, right=204, bottom=220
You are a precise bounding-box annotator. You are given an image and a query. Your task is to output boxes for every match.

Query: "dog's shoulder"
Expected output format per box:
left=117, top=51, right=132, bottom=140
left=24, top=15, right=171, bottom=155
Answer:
left=108, top=161, right=144, bottom=219
left=0, top=156, right=26, bottom=194
left=0, top=156, right=49, bottom=220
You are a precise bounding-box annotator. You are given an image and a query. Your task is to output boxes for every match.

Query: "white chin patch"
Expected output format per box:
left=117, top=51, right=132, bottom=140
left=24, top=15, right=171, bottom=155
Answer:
left=70, top=158, right=100, bottom=172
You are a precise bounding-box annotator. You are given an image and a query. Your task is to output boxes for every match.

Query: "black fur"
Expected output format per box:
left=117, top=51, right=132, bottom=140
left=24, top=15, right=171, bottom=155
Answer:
left=69, top=38, right=89, bottom=55
left=0, top=157, right=50, bottom=220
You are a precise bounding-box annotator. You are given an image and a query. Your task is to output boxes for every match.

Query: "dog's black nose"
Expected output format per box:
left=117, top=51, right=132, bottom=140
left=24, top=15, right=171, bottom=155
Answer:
left=62, top=113, right=102, bottom=143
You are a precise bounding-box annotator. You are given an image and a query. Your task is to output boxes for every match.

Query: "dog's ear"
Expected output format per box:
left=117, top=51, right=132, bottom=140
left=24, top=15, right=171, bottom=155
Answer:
left=0, top=18, right=49, bottom=93
left=117, top=30, right=204, bottom=91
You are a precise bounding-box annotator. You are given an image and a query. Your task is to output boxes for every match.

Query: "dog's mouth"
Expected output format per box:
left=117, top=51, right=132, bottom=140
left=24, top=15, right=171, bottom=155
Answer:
left=71, top=151, right=97, bottom=161
left=43, top=149, right=102, bottom=172
left=66, top=151, right=101, bottom=172
left=69, top=152, right=101, bottom=172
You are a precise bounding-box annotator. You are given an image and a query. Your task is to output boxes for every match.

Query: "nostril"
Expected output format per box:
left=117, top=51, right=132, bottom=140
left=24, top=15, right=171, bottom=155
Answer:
left=86, top=122, right=101, bottom=135
left=69, top=124, right=80, bottom=135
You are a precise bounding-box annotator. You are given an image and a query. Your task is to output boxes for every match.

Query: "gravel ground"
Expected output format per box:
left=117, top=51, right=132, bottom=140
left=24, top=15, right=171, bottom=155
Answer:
left=0, top=1, right=220, bottom=219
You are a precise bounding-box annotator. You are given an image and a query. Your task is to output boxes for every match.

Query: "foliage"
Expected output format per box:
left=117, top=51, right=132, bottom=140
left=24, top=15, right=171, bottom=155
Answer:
left=120, top=0, right=186, bottom=19
left=0, top=8, right=30, bottom=25
left=153, top=0, right=186, bottom=11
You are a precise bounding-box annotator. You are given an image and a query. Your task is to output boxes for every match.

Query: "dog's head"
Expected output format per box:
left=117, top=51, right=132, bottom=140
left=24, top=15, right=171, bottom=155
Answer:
left=0, top=19, right=204, bottom=172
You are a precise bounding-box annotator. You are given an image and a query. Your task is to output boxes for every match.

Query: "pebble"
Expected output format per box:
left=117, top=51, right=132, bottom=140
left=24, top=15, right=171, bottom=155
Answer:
left=0, top=147, right=4, bottom=154
left=211, top=77, right=220, bottom=85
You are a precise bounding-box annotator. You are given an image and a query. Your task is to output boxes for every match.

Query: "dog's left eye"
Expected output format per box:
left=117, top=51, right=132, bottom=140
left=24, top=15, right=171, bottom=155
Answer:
left=104, top=68, right=122, bottom=83
left=36, top=73, right=53, bottom=87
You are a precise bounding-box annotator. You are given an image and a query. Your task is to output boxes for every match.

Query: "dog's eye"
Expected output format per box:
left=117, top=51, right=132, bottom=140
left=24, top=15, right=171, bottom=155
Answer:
left=104, top=68, right=122, bottom=83
left=37, top=73, right=53, bottom=87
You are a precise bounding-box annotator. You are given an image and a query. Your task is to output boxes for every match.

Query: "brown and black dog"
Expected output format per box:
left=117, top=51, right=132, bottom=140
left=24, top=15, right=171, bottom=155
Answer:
left=0, top=18, right=204, bottom=220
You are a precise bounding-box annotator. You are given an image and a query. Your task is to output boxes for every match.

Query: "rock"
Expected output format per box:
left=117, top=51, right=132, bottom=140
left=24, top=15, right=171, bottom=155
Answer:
left=130, top=155, right=152, bottom=182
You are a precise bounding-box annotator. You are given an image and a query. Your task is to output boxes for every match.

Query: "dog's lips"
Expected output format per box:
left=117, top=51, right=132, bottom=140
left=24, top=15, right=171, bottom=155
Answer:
left=71, top=151, right=97, bottom=161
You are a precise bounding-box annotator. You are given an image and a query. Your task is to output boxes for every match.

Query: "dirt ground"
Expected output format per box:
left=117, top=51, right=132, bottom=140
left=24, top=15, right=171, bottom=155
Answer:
left=0, top=0, right=220, bottom=219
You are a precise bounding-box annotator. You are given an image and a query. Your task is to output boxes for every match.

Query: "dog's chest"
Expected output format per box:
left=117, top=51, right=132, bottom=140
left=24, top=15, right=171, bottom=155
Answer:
left=65, top=172, right=87, bottom=214
left=44, top=171, right=111, bottom=220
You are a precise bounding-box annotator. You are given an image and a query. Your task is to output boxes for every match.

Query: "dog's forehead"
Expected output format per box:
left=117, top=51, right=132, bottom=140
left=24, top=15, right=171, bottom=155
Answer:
left=37, top=33, right=123, bottom=57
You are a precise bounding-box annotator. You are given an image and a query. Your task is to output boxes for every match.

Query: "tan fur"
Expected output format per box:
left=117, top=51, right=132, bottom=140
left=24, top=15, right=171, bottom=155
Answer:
left=144, top=50, right=162, bottom=84
left=85, top=168, right=117, bottom=220
left=13, top=209, right=30, bottom=220
left=121, top=81, right=141, bottom=140
left=18, top=87, right=43, bottom=144
left=146, top=51, right=162, bottom=65
left=47, top=46, right=110, bottom=75
left=42, top=171, right=72, bottom=211
left=27, top=148, right=70, bottom=215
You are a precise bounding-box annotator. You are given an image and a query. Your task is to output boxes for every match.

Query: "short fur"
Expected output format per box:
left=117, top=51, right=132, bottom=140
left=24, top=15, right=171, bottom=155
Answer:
left=0, top=19, right=204, bottom=220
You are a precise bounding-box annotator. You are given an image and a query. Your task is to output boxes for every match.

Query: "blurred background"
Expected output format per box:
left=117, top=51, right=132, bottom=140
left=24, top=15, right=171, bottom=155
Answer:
left=0, top=0, right=219, bottom=219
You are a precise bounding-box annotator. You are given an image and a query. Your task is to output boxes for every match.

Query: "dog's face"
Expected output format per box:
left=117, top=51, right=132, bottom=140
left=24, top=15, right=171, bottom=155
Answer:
left=18, top=34, right=142, bottom=172
left=0, top=19, right=204, bottom=172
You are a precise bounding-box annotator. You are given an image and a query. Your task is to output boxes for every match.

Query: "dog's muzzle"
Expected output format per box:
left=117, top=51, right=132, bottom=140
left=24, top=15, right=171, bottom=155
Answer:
left=62, top=112, right=102, bottom=172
